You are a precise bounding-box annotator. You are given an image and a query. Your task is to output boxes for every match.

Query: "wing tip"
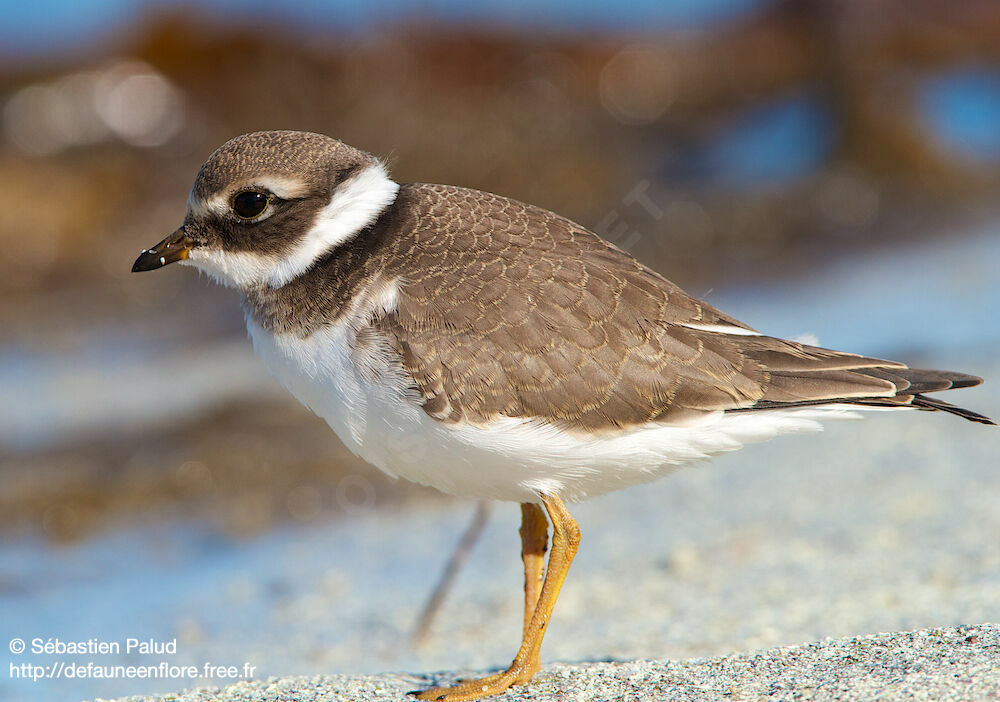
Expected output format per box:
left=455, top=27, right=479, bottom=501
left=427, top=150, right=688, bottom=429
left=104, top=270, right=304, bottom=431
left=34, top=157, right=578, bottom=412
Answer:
left=911, top=394, right=996, bottom=425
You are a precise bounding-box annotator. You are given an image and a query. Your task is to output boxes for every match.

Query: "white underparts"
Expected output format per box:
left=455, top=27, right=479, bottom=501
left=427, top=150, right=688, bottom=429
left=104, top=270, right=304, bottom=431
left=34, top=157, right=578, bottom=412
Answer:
left=182, top=162, right=399, bottom=289
left=246, top=290, right=872, bottom=503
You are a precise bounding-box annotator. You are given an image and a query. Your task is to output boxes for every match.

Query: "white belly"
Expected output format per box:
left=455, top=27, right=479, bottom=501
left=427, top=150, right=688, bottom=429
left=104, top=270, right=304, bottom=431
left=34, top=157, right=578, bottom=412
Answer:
left=246, top=317, right=853, bottom=503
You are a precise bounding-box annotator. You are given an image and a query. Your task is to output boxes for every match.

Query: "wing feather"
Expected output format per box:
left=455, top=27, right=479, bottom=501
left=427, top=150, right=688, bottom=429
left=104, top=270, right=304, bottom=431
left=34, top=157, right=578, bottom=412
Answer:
left=373, top=184, right=992, bottom=430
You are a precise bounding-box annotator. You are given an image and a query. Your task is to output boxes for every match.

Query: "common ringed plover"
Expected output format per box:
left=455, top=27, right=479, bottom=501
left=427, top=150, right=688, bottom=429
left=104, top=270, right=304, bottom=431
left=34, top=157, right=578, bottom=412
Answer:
left=133, top=131, right=994, bottom=701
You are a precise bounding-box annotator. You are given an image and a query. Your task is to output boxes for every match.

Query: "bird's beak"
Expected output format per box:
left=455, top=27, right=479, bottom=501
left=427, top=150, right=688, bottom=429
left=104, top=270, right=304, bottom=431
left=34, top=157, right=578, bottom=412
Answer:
left=132, top=227, right=194, bottom=272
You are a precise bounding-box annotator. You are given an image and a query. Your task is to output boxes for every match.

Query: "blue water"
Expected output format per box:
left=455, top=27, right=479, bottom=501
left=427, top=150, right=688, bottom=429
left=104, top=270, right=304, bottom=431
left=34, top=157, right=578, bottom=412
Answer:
left=0, top=0, right=764, bottom=59
left=687, top=90, right=837, bottom=185
left=919, top=65, right=1000, bottom=163
left=707, top=227, right=1000, bottom=360
left=5, top=1, right=1000, bottom=176
left=668, top=67, right=1000, bottom=185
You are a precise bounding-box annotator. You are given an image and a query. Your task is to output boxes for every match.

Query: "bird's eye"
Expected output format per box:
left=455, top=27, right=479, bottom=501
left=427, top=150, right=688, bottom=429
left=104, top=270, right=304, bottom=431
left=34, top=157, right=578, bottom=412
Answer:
left=231, top=191, right=269, bottom=220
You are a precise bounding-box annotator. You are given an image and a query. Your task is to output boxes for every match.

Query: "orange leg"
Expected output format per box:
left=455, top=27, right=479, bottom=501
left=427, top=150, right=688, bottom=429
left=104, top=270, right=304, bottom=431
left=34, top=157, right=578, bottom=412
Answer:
left=415, top=494, right=580, bottom=701
left=519, top=502, right=549, bottom=678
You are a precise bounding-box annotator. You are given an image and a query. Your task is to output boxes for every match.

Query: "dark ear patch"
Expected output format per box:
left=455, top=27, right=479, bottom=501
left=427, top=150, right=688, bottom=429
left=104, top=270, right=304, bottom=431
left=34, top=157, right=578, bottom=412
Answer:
left=214, top=193, right=330, bottom=255
left=332, top=164, right=361, bottom=188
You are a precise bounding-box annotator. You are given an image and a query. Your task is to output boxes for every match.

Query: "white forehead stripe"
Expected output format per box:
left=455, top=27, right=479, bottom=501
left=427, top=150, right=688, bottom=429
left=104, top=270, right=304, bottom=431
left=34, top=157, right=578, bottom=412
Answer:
left=186, top=192, right=227, bottom=219
left=181, top=162, right=399, bottom=289
left=256, top=175, right=310, bottom=199
left=186, top=176, right=311, bottom=220
left=267, top=162, right=399, bottom=287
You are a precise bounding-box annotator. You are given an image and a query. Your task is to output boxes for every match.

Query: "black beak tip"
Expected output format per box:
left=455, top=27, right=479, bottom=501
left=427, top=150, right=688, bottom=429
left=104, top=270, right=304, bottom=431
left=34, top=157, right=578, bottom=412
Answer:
left=131, top=250, right=164, bottom=273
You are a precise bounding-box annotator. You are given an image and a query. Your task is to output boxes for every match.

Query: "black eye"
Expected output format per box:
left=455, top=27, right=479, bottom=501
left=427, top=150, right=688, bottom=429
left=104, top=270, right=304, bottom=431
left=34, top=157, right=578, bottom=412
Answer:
left=232, top=191, right=269, bottom=220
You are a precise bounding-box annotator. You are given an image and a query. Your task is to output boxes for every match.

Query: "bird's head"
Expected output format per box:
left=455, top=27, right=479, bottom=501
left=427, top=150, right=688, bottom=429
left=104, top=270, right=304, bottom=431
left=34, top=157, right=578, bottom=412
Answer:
left=132, top=130, right=398, bottom=288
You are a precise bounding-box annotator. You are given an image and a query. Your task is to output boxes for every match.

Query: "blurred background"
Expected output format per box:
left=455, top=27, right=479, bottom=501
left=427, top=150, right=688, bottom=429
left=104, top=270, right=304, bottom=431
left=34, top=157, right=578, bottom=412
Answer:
left=1, top=1, right=998, bottom=701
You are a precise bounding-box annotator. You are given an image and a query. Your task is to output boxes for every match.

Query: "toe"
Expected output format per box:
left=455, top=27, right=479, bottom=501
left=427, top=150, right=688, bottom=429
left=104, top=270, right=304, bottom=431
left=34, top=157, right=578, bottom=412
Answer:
left=412, top=672, right=514, bottom=701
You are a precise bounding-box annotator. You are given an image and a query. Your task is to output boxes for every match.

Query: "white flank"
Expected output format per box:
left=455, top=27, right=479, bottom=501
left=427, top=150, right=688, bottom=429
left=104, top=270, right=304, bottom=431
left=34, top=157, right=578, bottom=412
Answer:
left=681, top=322, right=761, bottom=336
left=182, top=162, right=399, bottom=289
left=791, top=332, right=820, bottom=346
left=247, top=294, right=869, bottom=503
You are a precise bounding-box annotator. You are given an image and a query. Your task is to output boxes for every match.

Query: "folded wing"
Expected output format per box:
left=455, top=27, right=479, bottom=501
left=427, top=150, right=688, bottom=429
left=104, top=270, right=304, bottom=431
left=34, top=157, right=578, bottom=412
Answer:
left=376, top=184, right=994, bottom=430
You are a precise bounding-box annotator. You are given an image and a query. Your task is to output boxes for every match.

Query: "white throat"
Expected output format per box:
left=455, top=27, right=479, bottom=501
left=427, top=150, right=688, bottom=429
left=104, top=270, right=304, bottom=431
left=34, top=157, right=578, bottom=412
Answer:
left=183, top=162, right=399, bottom=289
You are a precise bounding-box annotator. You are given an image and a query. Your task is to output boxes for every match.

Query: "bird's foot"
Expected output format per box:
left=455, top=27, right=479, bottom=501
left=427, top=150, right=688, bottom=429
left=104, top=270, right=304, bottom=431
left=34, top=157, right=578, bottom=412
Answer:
left=412, top=660, right=539, bottom=701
